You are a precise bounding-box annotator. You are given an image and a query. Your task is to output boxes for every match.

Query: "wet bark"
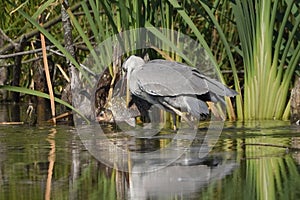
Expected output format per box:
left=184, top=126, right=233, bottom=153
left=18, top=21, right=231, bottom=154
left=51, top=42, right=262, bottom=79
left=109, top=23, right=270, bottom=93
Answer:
left=61, top=0, right=80, bottom=124
left=0, top=36, right=7, bottom=101
left=10, top=104, right=21, bottom=122
left=0, top=67, right=7, bottom=101
left=12, top=38, right=26, bottom=103
left=32, top=58, right=52, bottom=125
left=61, top=0, right=78, bottom=105
left=291, top=76, right=300, bottom=124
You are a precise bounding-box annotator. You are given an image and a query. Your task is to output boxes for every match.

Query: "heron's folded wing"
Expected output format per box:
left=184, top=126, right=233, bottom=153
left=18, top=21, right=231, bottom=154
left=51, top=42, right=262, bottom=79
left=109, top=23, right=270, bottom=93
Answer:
left=134, top=64, right=209, bottom=96
left=149, top=59, right=238, bottom=97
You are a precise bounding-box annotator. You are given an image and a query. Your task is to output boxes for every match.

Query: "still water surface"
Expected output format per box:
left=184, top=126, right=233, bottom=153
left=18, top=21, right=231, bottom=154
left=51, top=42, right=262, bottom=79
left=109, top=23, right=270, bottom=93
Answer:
left=0, top=106, right=299, bottom=199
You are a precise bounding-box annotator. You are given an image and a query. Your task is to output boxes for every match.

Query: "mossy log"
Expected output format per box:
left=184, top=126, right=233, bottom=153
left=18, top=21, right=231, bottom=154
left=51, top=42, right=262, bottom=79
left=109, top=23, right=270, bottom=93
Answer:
left=291, top=77, right=300, bottom=125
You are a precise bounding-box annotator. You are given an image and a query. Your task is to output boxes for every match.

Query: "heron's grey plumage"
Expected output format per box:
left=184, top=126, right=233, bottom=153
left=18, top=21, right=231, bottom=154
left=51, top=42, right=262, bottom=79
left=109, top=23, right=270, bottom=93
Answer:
left=123, top=55, right=238, bottom=128
left=148, top=59, right=237, bottom=98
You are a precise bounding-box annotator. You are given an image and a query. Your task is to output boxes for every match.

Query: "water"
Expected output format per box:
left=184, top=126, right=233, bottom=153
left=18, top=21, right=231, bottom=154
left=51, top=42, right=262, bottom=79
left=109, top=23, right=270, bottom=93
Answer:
left=0, top=104, right=299, bottom=199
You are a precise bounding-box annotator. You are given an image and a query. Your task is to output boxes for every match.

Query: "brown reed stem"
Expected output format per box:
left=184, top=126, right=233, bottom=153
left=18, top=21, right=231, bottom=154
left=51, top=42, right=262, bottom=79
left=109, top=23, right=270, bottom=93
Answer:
left=40, top=23, right=56, bottom=125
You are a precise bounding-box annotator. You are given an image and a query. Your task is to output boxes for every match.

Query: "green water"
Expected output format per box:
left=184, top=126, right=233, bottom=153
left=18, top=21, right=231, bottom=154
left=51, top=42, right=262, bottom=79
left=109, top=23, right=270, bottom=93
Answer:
left=0, top=105, right=299, bottom=199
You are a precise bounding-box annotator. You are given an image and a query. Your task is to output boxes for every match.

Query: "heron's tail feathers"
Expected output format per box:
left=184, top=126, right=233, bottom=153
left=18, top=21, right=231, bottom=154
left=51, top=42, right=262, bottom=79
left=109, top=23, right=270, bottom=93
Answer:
left=194, top=72, right=238, bottom=97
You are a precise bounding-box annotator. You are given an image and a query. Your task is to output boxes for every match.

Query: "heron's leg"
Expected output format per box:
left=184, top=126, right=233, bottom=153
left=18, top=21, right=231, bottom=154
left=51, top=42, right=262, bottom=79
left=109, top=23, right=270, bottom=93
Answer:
left=171, top=113, right=177, bottom=131
left=161, top=102, right=194, bottom=128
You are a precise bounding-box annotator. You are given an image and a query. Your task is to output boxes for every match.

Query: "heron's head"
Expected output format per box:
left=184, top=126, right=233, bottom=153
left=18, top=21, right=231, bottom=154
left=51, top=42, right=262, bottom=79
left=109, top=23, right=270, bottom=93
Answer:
left=122, top=55, right=145, bottom=74
left=122, top=56, right=145, bottom=107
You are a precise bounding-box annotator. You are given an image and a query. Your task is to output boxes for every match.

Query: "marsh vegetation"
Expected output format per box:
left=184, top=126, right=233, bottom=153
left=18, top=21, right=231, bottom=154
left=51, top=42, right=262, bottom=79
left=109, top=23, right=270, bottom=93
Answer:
left=0, top=0, right=299, bottom=124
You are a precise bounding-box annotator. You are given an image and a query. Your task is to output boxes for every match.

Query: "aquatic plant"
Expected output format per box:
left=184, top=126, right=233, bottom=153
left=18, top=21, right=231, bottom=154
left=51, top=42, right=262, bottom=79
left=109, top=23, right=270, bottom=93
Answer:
left=0, top=0, right=299, bottom=122
left=233, top=0, right=300, bottom=120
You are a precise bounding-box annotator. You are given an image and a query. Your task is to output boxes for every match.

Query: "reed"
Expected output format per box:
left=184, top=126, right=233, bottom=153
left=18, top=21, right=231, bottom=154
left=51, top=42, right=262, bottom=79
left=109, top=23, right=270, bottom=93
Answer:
left=5, top=0, right=299, bottom=121
left=233, top=0, right=300, bottom=120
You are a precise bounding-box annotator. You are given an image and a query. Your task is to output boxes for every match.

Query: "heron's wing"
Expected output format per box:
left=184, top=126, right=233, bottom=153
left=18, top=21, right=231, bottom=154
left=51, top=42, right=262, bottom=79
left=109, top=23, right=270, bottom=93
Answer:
left=148, top=60, right=205, bottom=90
left=133, top=63, right=209, bottom=96
left=149, top=59, right=238, bottom=97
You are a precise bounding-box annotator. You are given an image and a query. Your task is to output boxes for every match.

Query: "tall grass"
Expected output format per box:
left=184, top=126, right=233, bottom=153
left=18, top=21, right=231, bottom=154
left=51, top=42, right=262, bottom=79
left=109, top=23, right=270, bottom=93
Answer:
left=233, top=0, right=300, bottom=120
left=59, top=0, right=238, bottom=121
left=199, top=0, right=243, bottom=120
left=7, top=0, right=300, bottom=121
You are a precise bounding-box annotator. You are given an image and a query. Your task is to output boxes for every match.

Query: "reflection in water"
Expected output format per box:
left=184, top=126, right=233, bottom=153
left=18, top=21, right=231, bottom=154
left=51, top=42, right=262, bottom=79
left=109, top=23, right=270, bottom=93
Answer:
left=0, top=125, right=120, bottom=199
left=0, top=104, right=299, bottom=200
left=45, top=128, right=56, bottom=200
left=129, top=155, right=237, bottom=199
left=69, top=134, right=81, bottom=200
left=292, top=137, right=300, bottom=164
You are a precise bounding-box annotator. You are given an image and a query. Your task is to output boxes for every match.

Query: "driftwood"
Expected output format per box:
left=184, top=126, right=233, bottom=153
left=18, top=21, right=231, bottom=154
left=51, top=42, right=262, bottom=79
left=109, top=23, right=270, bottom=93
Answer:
left=291, top=76, right=300, bottom=124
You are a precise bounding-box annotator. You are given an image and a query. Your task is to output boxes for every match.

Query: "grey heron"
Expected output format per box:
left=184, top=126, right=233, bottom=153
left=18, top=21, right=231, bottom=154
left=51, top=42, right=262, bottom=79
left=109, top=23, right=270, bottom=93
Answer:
left=122, top=55, right=238, bottom=130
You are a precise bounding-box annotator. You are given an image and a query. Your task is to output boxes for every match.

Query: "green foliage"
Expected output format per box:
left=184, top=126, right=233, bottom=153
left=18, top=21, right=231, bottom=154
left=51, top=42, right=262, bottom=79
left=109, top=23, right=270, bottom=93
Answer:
left=1, top=0, right=300, bottom=120
left=18, top=4, right=92, bottom=86
left=199, top=0, right=243, bottom=120
left=233, top=0, right=300, bottom=120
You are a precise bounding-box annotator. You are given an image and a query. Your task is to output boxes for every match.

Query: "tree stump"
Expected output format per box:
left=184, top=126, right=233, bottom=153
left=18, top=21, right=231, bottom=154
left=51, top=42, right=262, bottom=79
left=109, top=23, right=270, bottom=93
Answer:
left=291, top=77, right=300, bottom=125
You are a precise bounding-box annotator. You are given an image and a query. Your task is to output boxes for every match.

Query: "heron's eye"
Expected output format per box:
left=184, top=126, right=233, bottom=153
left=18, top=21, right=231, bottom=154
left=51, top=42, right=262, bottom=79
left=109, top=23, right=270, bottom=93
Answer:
left=99, top=111, right=105, bottom=117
